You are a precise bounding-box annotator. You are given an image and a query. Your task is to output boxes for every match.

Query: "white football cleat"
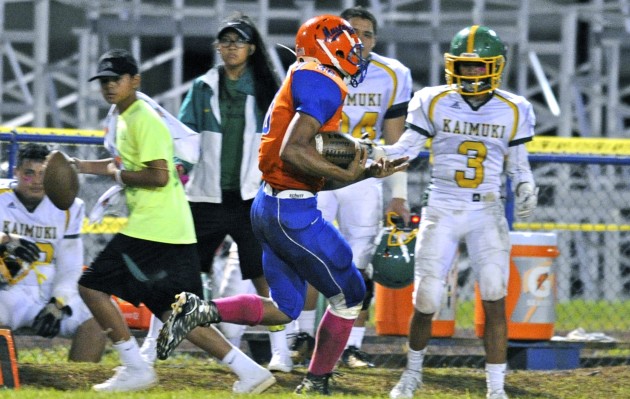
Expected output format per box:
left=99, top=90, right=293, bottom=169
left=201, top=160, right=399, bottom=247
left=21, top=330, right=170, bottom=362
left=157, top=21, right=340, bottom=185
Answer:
left=232, top=368, right=276, bottom=394
left=268, top=352, right=293, bottom=373
left=93, top=365, right=157, bottom=392
left=390, top=369, right=422, bottom=399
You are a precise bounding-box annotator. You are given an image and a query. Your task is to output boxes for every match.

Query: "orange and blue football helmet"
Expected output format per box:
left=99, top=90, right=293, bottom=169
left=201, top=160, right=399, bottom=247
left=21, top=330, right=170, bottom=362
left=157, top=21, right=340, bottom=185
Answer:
left=295, top=14, right=368, bottom=87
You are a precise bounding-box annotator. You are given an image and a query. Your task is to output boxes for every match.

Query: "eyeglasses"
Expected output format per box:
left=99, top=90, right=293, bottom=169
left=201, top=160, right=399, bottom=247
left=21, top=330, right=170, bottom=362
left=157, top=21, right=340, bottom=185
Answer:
left=218, top=37, right=250, bottom=48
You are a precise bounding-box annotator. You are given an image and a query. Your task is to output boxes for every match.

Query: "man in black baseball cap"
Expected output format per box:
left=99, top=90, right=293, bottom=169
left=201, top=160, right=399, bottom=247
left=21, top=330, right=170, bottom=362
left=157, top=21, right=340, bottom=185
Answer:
left=89, top=49, right=139, bottom=82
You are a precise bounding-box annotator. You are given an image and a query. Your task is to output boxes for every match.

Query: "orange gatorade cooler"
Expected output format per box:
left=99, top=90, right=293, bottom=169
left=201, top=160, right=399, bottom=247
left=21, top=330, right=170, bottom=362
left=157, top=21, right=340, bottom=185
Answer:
left=375, top=261, right=458, bottom=337
left=375, top=282, right=414, bottom=336
left=475, top=232, right=560, bottom=340
left=373, top=212, right=457, bottom=337
left=372, top=212, right=416, bottom=336
left=375, top=280, right=457, bottom=337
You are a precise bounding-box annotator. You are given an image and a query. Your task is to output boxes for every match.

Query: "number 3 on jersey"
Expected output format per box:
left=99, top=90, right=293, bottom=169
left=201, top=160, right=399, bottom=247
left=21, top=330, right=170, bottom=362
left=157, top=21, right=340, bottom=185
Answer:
left=455, top=141, right=487, bottom=188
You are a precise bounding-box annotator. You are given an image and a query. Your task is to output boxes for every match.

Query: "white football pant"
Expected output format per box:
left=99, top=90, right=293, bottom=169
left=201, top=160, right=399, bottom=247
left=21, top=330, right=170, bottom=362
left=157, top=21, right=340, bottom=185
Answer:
left=0, top=282, right=94, bottom=337
left=413, top=203, right=510, bottom=315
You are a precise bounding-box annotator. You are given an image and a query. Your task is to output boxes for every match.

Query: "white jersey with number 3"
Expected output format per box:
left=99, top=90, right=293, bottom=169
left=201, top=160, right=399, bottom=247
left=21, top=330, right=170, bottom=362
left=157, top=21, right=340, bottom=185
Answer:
left=407, top=85, right=535, bottom=210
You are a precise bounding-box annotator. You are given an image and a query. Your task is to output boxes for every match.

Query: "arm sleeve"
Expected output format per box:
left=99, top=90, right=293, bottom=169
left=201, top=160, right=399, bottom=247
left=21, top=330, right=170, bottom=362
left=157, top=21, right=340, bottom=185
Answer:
left=506, top=144, right=535, bottom=191
left=381, top=126, right=429, bottom=160
left=379, top=88, right=432, bottom=160
left=51, top=201, right=85, bottom=305
left=383, top=171, right=408, bottom=200
left=506, top=98, right=536, bottom=190
left=50, top=237, right=84, bottom=305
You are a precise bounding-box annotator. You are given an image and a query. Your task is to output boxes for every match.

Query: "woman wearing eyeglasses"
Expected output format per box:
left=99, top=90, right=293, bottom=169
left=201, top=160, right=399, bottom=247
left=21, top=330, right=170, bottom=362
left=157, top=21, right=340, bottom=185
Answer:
left=137, top=13, right=289, bottom=392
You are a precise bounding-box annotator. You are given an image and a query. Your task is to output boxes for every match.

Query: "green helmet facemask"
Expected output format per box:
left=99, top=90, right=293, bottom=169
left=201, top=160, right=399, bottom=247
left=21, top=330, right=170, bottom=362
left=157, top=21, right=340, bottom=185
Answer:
left=444, top=25, right=506, bottom=95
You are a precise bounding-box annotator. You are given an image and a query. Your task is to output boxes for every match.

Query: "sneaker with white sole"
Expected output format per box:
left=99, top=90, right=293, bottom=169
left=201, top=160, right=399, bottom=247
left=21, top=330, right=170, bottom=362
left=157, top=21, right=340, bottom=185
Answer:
left=487, top=389, right=509, bottom=399
left=139, top=337, right=157, bottom=365
left=389, top=369, right=422, bottom=399
left=93, top=365, right=158, bottom=392
left=268, top=352, right=293, bottom=373
left=341, top=345, right=374, bottom=368
left=157, top=291, right=221, bottom=360
left=232, top=369, right=276, bottom=394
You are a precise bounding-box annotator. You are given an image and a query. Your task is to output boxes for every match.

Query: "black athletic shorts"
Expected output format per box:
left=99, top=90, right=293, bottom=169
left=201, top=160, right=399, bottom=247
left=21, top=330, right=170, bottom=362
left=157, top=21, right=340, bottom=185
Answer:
left=79, top=234, right=203, bottom=316
left=190, top=191, right=263, bottom=280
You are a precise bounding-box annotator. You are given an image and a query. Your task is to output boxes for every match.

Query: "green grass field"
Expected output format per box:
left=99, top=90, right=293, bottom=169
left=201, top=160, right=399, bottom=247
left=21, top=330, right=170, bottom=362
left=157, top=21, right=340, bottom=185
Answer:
left=5, top=299, right=629, bottom=398
left=5, top=345, right=630, bottom=399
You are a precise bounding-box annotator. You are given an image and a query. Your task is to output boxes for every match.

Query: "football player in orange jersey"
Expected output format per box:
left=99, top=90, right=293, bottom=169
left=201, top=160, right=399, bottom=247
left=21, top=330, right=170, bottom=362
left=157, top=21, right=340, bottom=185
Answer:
left=157, top=14, right=408, bottom=395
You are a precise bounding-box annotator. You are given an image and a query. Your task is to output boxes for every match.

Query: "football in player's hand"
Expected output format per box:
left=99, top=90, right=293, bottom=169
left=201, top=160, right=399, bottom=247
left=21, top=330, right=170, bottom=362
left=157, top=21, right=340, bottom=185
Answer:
left=44, top=150, right=79, bottom=210
left=313, top=132, right=360, bottom=168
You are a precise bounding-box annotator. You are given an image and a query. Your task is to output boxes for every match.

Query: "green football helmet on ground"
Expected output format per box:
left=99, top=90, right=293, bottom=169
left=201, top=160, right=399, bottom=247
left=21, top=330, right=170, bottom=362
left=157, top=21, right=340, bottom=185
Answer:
left=371, top=213, right=418, bottom=289
left=444, top=25, right=506, bottom=95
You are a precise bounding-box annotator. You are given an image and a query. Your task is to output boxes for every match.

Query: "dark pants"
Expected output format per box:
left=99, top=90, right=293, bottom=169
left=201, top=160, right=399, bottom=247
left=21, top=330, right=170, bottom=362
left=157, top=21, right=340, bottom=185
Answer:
left=189, top=191, right=263, bottom=280
left=79, top=234, right=203, bottom=316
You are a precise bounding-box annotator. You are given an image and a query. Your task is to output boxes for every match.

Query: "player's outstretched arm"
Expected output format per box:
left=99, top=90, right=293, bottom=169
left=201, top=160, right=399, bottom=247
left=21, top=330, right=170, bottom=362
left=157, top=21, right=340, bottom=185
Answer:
left=73, top=157, right=169, bottom=188
left=323, top=152, right=409, bottom=190
left=366, top=156, right=409, bottom=179
left=71, top=157, right=114, bottom=175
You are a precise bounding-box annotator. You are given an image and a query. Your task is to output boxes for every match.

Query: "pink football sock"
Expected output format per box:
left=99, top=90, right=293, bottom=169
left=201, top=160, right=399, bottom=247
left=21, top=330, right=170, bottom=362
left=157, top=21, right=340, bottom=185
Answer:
left=308, top=309, right=355, bottom=375
left=213, top=294, right=264, bottom=325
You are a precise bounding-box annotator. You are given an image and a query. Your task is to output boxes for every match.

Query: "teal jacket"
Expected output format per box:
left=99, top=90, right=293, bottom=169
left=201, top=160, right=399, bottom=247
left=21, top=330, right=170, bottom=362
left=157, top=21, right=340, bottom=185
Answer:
left=178, top=66, right=264, bottom=203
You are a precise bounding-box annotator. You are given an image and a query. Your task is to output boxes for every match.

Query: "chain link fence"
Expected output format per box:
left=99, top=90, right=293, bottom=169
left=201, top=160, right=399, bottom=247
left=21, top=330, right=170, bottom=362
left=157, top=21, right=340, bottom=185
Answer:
left=2, top=129, right=630, bottom=368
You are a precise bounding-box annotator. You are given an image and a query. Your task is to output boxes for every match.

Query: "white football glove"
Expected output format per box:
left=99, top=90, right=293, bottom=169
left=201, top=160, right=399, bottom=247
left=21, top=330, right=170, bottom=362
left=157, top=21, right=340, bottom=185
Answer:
left=356, top=135, right=386, bottom=160
left=515, top=182, right=539, bottom=219
left=370, top=145, right=386, bottom=161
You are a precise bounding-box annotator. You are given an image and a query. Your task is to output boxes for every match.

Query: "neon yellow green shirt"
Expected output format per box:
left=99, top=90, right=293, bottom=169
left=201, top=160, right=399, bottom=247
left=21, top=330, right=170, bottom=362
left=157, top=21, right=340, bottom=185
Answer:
left=116, top=100, right=196, bottom=244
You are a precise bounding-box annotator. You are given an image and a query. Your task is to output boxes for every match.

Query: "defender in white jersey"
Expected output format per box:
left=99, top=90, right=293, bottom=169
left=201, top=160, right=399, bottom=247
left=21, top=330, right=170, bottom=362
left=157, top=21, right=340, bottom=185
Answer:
left=292, top=6, right=414, bottom=369
left=386, top=26, right=538, bottom=399
left=0, top=144, right=105, bottom=362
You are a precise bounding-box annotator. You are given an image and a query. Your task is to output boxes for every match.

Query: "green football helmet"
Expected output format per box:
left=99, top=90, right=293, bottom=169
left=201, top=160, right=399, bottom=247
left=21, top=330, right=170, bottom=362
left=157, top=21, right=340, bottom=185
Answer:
left=371, top=213, right=418, bottom=289
left=444, top=25, right=506, bottom=95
